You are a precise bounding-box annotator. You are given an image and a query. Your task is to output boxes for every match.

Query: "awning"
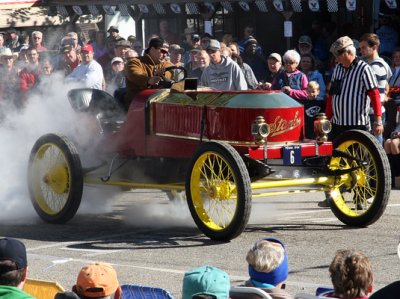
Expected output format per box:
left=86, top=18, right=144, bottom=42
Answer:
left=45, top=0, right=399, bottom=15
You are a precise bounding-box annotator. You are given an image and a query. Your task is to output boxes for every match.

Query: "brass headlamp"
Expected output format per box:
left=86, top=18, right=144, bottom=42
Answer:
left=314, top=113, right=332, bottom=144
left=251, top=116, right=270, bottom=145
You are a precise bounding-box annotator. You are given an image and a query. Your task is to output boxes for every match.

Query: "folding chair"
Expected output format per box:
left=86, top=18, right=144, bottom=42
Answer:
left=121, top=284, right=174, bottom=299
left=294, top=293, right=321, bottom=299
left=230, top=286, right=273, bottom=299
left=294, top=292, right=338, bottom=299
left=23, top=278, right=65, bottom=299
left=315, top=287, right=334, bottom=296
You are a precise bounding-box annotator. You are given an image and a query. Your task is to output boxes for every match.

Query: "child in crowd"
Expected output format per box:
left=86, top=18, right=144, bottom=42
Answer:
left=306, top=81, right=320, bottom=100
left=322, top=249, right=373, bottom=299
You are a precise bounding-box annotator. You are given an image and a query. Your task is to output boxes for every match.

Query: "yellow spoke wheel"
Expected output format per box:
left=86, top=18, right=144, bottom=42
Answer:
left=186, top=142, right=251, bottom=241
left=328, top=130, right=390, bottom=226
left=28, top=134, right=83, bottom=223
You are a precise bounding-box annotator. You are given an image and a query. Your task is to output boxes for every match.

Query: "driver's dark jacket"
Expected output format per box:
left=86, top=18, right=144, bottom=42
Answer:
left=124, top=53, right=172, bottom=110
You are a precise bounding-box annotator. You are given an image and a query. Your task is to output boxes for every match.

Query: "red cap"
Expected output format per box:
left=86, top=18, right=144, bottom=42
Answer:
left=81, top=44, right=93, bottom=52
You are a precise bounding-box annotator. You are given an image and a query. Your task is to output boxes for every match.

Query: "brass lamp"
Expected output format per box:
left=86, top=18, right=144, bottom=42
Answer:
left=251, top=116, right=270, bottom=145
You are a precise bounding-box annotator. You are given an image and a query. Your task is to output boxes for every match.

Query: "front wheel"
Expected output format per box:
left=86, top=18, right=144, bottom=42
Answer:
left=186, top=141, right=252, bottom=241
left=328, top=130, right=391, bottom=226
left=28, top=133, right=83, bottom=223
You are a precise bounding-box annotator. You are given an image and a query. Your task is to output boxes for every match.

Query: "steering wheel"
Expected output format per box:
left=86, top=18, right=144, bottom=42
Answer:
left=161, top=66, right=187, bottom=88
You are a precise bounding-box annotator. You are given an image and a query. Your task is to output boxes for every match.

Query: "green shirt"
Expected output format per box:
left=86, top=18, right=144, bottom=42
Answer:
left=0, top=285, right=35, bottom=299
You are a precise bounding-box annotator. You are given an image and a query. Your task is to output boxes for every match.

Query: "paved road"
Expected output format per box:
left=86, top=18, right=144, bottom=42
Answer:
left=1, top=187, right=399, bottom=298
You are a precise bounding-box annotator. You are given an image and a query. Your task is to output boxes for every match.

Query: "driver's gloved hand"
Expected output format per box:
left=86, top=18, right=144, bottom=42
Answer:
left=162, top=80, right=172, bottom=88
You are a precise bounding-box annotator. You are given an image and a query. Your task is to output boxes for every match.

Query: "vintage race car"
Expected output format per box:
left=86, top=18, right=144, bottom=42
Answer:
left=28, top=73, right=391, bottom=241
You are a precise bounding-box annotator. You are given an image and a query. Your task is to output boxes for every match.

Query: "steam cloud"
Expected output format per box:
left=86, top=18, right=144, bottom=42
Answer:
left=0, top=76, right=196, bottom=228
left=0, top=75, right=80, bottom=224
left=0, top=76, right=273, bottom=230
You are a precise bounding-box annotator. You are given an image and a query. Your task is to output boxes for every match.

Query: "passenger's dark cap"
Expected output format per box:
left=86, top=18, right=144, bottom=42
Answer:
left=0, top=238, right=27, bottom=270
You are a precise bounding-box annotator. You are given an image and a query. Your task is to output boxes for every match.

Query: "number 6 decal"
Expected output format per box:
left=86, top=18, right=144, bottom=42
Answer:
left=283, top=145, right=301, bottom=165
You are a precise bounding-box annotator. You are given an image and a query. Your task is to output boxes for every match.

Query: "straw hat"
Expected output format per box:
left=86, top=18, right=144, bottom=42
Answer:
left=0, top=48, right=18, bottom=62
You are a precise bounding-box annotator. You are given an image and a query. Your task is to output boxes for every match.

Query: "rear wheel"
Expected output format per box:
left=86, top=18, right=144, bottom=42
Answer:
left=186, top=142, right=252, bottom=241
left=328, top=130, right=391, bottom=226
left=28, top=134, right=83, bottom=223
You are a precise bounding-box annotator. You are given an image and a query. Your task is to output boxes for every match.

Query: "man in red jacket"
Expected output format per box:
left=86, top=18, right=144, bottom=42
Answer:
left=19, top=46, right=41, bottom=104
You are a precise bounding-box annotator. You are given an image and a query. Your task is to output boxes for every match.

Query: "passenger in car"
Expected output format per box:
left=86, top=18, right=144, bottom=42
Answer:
left=200, top=39, right=247, bottom=91
left=124, top=37, right=173, bottom=110
left=271, top=50, right=308, bottom=100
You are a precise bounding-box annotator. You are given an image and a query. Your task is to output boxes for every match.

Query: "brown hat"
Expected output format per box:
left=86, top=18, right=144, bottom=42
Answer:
left=114, top=40, right=131, bottom=48
left=330, top=36, right=353, bottom=56
left=60, top=44, right=74, bottom=54
left=169, top=44, right=184, bottom=54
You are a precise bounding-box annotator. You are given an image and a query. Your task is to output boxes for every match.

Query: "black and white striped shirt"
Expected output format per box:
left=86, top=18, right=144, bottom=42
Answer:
left=330, top=58, right=378, bottom=126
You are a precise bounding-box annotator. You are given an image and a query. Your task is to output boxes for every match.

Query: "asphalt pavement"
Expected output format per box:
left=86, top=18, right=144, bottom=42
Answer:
left=0, top=187, right=399, bottom=298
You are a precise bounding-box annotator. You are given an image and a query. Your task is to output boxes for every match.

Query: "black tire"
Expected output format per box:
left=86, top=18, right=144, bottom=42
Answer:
left=329, top=130, right=391, bottom=226
left=185, top=141, right=252, bottom=241
left=28, top=133, right=83, bottom=223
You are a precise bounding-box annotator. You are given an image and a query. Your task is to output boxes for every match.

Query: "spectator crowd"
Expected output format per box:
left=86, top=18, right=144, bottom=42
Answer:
left=1, top=237, right=399, bottom=299
left=0, top=18, right=400, bottom=183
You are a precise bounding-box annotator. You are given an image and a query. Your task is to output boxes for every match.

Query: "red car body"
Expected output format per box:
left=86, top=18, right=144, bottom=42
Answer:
left=102, top=89, right=332, bottom=162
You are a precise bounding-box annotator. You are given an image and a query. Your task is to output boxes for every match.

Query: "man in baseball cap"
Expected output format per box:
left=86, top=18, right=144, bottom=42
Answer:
left=124, top=37, right=173, bottom=109
left=65, top=44, right=104, bottom=90
left=73, top=263, right=121, bottom=298
left=0, top=238, right=35, bottom=298
left=55, top=263, right=121, bottom=299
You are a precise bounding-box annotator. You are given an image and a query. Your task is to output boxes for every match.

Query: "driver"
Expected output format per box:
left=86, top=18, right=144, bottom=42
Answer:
left=124, top=37, right=173, bottom=110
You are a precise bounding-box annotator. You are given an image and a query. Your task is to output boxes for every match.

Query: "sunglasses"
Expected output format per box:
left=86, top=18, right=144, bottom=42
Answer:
left=157, top=48, right=168, bottom=55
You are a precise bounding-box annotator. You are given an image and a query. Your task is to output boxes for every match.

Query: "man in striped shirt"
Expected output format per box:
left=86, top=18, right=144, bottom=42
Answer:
left=360, top=33, right=392, bottom=145
left=319, top=36, right=384, bottom=208
left=325, top=36, right=383, bottom=141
